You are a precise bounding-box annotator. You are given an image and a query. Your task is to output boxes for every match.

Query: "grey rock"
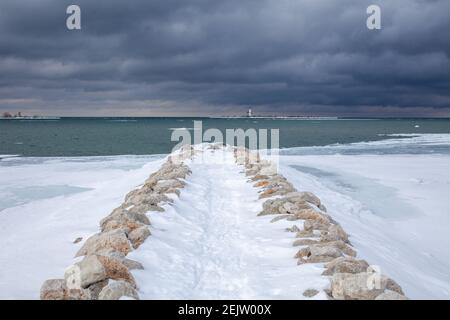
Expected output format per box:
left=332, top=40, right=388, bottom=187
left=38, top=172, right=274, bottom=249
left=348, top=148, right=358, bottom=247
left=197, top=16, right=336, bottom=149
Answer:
left=98, top=280, right=139, bottom=300
left=128, top=225, right=151, bottom=249
left=386, top=278, right=405, bottom=295
left=285, top=225, right=301, bottom=233
left=375, top=290, right=408, bottom=300
left=293, top=239, right=318, bottom=246
left=73, top=237, right=83, bottom=244
left=40, top=279, right=91, bottom=300
left=320, top=224, right=349, bottom=243
left=100, top=208, right=150, bottom=233
left=303, top=220, right=330, bottom=232
left=314, top=240, right=357, bottom=257
left=65, top=255, right=106, bottom=289
left=331, top=272, right=388, bottom=300
left=40, top=279, right=66, bottom=300
left=152, top=179, right=185, bottom=194
left=322, top=257, right=369, bottom=276
left=87, top=279, right=109, bottom=300
left=122, top=258, right=144, bottom=270
left=75, top=229, right=132, bottom=257
left=285, top=192, right=322, bottom=207
left=303, top=289, right=320, bottom=298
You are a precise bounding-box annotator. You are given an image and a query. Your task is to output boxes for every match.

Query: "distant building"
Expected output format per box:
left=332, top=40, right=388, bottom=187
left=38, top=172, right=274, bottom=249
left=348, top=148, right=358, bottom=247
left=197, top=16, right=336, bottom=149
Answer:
left=247, top=108, right=252, bottom=117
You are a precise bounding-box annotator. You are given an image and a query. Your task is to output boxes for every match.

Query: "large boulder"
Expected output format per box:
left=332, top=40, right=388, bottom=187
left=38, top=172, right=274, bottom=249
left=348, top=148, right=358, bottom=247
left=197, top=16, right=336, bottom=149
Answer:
left=288, top=209, right=330, bottom=224
left=285, top=192, right=322, bottom=208
left=265, top=180, right=294, bottom=191
left=322, top=257, right=370, bottom=276
left=87, top=279, right=109, bottom=299
left=98, top=281, right=139, bottom=300
left=320, top=224, right=349, bottom=243
left=40, top=279, right=67, bottom=300
left=278, top=201, right=311, bottom=215
left=251, top=174, right=270, bottom=182
left=101, top=219, right=145, bottom=234
left=100, top=210, right=146, bottom=232
left=259, top=198, right=288, bottom=216
left=314, top=240, right=357, bottom=257
left=375, top=290, right=408, bottom=300
left=386, top=278, right=405, bottom=295
left=97, top=255, right=137, bottom=288
left=127, top=203, right=165, bottom=215
left=296, top=245, right=344, bottom=264
left=152, top=179, right=185, bottom=194
left=65, top=255, right=106, bottom=288
left=40, top=279, right=91, bottom=300
left=122, top=258, right=144, bottom=270
left=94, top=250, right=144, bottom=270
left=310, top=245, right=343, bottom=259
left=330, top=272, right=388, bottom=300
left=303, top=220, right=330, bottom=231
left=65, top=255, right=137, bottom=289
left=128, top=225, right=151, bottom=249
left=254, top=180, right=270, bottom=188
left=147, top=165, right=190, bottom=182
left=124, top=190, right=170, bottom=208
left=258, top=183, right=296, bottom=199
left=296, top=229, right=319, bottom=238
left=293, top=239, right=318, bottom=246
left=75, top=229, right=133, bottom=257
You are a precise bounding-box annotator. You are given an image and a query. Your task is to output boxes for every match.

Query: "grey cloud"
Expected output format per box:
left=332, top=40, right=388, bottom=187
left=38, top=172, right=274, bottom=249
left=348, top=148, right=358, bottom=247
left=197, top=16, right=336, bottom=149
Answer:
left=0, top=0, right=449, bottom=116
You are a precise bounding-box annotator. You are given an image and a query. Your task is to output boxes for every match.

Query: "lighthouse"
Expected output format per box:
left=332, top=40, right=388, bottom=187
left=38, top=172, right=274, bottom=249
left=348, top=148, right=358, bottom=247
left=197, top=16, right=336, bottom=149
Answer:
left=247, top=108, right=252, bottom=117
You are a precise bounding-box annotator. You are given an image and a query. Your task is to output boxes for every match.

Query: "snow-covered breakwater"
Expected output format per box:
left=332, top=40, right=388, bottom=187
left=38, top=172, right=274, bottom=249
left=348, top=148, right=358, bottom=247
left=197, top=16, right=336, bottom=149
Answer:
left=40, top=146, right=195, bottom=300
left=234, top=146, right=407, bottom=300
left=40, top=144, right=407, bottom=300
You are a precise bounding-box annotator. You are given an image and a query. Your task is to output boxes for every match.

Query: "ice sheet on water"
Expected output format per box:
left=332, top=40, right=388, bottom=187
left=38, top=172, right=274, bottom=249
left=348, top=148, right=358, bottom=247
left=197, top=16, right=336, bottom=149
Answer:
left=280, top=152, right=450, bottom=299
left=280, top=133, right=450, bottom=155
left=0, top=154, right=164, bottom=169
left=0, top=154, right=164, bottom=299
left=290, top=164, right=421, bottom=219
left=0, top=185, right=92, bottom=212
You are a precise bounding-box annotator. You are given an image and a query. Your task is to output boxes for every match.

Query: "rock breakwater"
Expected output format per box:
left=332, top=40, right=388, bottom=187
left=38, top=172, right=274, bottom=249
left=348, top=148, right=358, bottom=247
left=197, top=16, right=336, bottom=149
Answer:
left=40, top=146, right=194, bottom=300
left=234, top=146, right=407, bottom=300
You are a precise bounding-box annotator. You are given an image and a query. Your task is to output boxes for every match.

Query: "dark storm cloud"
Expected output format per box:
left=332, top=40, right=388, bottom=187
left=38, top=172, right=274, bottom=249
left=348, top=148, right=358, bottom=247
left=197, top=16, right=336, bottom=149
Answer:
left=0, top=0, right=449, bottom=116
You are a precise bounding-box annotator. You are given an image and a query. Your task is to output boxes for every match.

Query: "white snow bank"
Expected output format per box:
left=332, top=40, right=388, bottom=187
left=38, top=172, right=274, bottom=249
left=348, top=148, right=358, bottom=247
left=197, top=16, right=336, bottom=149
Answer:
left=0, top=155, right=163, bottom=299
left=279, top=153, right=450, bottom=299
left=129, top=149, right=329, bottom=299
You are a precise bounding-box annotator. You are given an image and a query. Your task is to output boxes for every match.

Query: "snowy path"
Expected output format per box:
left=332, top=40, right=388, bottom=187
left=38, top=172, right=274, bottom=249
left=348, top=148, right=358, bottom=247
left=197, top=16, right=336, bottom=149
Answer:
left=129, top=149, right=329, bottom=299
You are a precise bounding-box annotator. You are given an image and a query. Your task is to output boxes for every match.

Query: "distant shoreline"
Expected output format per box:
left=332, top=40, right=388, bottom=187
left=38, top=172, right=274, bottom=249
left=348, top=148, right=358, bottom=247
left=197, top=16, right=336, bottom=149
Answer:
left=0, top=116, right=61, bottom=120
left=1, top=116, right=450, bottom=120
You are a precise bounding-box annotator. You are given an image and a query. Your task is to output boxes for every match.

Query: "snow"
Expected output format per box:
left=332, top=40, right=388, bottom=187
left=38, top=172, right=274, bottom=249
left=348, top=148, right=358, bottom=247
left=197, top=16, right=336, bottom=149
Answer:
left=278, top=137, right=450, bottom=299
left=129, top=148, right=329, bottom=299
left=0, top=155, right=163, bottom=299
left=1, top=134, right=450, bottom=299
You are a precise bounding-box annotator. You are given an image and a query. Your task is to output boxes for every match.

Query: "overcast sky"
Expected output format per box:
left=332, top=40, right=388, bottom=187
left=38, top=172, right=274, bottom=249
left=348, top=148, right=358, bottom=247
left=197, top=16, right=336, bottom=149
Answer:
left=0, top=0, right=449, bottom=117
